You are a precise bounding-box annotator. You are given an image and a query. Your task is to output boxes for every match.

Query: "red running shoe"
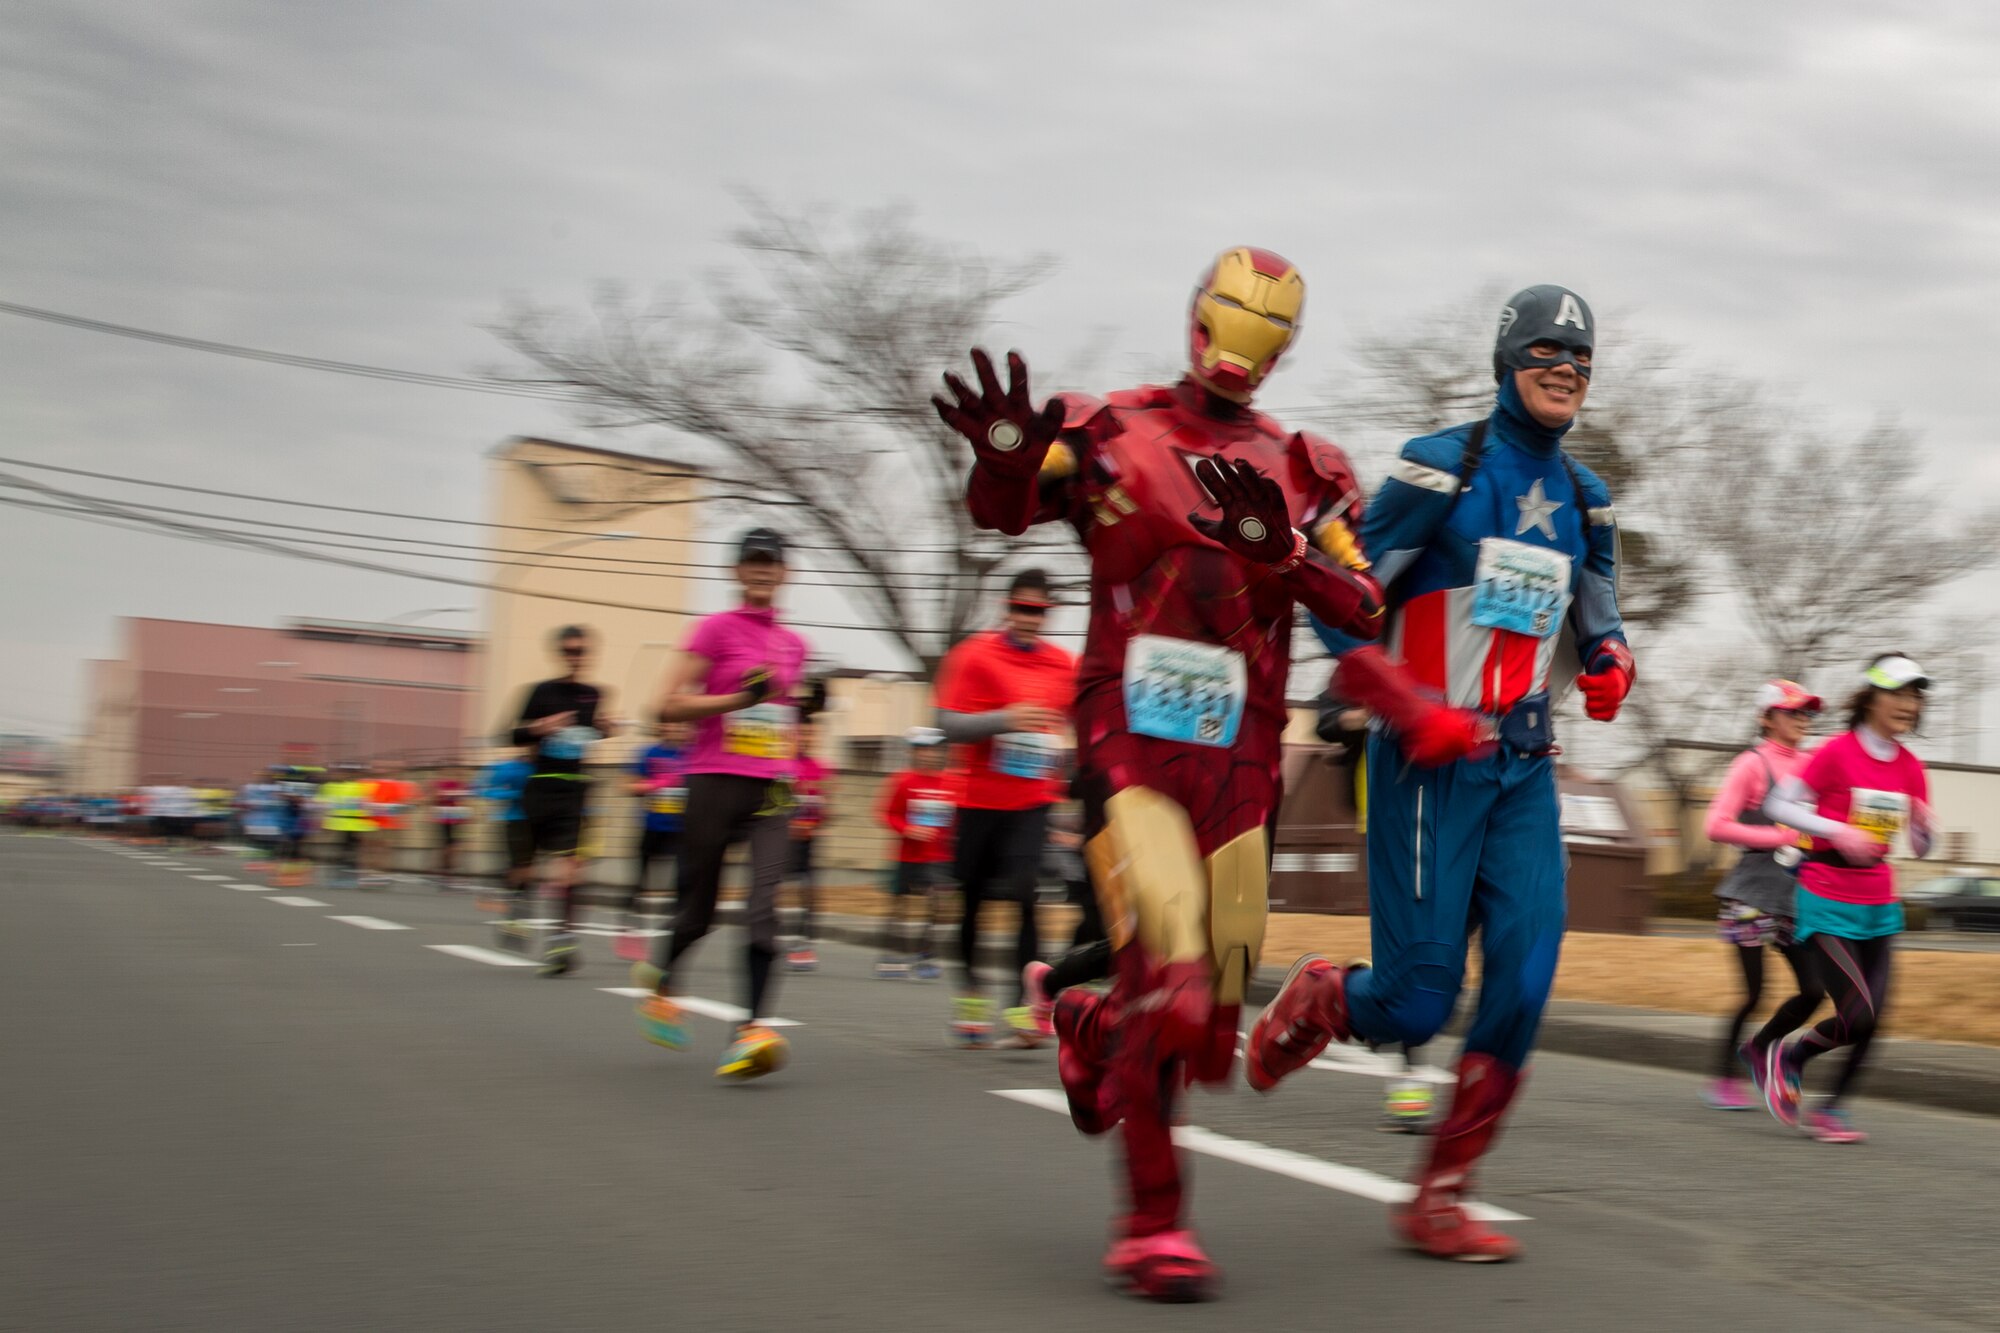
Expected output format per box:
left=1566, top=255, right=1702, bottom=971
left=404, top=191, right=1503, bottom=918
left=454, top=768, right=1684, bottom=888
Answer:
left=1103, top=1229, right=1216, bottom=1302
left=1245, top=954, right=1359, bottom=1092
left=1052, top=990, right=1120, bottom=1136
left=1393, top=1188, right=1520, bottom=1263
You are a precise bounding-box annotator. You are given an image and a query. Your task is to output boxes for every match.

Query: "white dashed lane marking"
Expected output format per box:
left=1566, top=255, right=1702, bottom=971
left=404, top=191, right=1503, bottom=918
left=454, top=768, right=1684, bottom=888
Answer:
left=992, top=1089, right=1526, bottom=1222
left=227, top=883, right=272, bottom=891
left=327, top=915, right=411, bottom=931
left=188, top=874, right=233, bottom=882
left=267, top=896, right=329, bottom=908
left=426, top=944, right=538, bottom=968
left=596, top=988, right=801, bottom=1028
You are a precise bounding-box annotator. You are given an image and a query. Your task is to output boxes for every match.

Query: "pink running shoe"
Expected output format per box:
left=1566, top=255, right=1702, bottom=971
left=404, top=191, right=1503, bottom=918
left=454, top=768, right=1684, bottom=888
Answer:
left=1022, top=960, right=1056, bottom=1037
left=1806, top=1107, right=1866, bottom=1144
left=1702, top=1077, right=1755, bottom=1111
left=1103, top=1229, right=1216, bottom=1302
left=1758, top=1041, right=1804, bottom=1129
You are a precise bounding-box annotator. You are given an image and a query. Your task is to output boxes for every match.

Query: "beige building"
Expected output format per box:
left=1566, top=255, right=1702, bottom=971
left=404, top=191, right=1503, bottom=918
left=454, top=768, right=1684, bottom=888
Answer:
left=477, top=437, right=703, bottom=759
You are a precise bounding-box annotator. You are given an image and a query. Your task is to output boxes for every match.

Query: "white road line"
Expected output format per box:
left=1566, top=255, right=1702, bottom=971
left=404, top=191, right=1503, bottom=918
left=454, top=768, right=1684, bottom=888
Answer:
left=326, top=915, right=411, bottom=931
left=991, top=1089, right=1527, bottom=1223
left=267, top=895, right=329, bottom=907
left=1228, top=1031, right=1455, bottom=1085
left=227, top=883, right=273, bottom=891
left=596, top=988, right=802, bottom=1028
left=427, top=943, right=538, bottom=968
left=188, top=874, right=233, bottom=881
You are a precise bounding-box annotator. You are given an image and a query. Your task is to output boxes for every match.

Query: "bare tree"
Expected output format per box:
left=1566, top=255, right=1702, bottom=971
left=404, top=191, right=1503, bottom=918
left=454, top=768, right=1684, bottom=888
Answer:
left=491, top=198, right=1083, bottom=674
left=1690, top=410, right=2000, bottom=680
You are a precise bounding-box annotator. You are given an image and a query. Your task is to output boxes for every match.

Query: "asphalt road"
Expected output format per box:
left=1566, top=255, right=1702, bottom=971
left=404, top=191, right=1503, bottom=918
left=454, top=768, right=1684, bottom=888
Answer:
left=8, top=833, right=1999, bottom=1332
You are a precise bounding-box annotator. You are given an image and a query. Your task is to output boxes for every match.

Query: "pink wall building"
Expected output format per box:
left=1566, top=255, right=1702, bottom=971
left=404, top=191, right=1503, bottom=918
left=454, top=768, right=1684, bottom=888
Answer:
left=76, top=617, right=479, bottom=789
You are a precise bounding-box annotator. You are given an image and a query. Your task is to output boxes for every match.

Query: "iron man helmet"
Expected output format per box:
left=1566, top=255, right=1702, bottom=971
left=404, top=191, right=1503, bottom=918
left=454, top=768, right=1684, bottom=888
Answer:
left=1187, top=247, right=1304, bottom=401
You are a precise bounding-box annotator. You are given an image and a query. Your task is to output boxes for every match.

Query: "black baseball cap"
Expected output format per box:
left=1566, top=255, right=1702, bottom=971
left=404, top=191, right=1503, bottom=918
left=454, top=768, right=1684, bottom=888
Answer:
left=737, top=527, right=787, bottom=564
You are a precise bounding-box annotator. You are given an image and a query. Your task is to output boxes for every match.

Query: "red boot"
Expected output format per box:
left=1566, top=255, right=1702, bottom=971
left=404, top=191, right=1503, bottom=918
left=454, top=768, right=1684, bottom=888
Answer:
left=1052, top=989, right=1121, bottom=1136
left=1185, top=1003, right=1240, bottom=1087
left=1392, top=1053, right=1523, bottom=1262
left=1104, top=1228, right=1216, bottom=1302
left=1245, top=954, right=1360, bottom=1092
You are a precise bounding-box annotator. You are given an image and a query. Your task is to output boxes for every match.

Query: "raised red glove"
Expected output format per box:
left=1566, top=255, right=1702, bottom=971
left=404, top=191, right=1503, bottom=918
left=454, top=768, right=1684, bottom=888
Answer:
left=1188, top=456, right=1296, bottom=565
left=932, top=348, right=1064, bottom=482
left=1334, top=646, right=1495, bottom=768
left=1577, top=642, right=1635, bottom=722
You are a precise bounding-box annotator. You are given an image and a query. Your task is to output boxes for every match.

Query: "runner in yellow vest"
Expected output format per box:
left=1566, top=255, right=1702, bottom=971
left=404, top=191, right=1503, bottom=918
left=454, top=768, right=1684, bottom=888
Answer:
left=317, top=764, right=375, bottom=888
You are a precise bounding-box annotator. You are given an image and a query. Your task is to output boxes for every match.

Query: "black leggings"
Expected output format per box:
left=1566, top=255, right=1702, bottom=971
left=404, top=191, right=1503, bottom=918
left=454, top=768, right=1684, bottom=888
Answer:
left=954, top=805, right=1048, bottom=1006
left=630, top=826, right=678, bottom=911
left=659, top=775, right=790, bottom=1022
left=1729, top=937, right=1826, bottom=1076
left=1792, top=933, right=1894, bottom=1107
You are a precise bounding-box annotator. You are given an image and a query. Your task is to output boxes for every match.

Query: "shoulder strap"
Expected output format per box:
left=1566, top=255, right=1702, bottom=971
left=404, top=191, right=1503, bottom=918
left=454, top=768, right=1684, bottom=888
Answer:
left=1457, top=419, right=1488, bottom=486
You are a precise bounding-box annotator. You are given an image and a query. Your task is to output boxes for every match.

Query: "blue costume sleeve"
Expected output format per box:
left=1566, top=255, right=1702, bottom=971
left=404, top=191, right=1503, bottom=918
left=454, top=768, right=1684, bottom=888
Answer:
left=1361, top=427, right=1475, bottom=593
left=1565, top=458, right=1627, bottom=668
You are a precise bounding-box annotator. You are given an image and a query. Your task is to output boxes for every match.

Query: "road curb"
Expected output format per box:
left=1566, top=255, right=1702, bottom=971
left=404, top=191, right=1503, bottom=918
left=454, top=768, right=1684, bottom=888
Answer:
left=798, top=911, right=2000, bottom=1120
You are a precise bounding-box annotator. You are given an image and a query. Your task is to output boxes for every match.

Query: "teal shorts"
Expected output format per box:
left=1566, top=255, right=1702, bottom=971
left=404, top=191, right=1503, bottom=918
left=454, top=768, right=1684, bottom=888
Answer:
left=1795, top=892, right=1904, bottom=942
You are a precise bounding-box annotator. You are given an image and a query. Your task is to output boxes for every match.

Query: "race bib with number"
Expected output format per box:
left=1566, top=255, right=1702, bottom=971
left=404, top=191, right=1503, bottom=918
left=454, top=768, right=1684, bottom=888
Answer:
left=723, top=703, right=797, bottom=759
left=992, top=731, right=1063, bottom=781
left=1122, top=634, right=1247, bottom=748
left=1470, top=538, right=1573, bottom=640
left=543, top=725, right=600, bottom=761
left=649, top=785, right=687, bottom=816
left=909, top=798, right=953, bottom=830
left=1849, top=788, right=1910, bottom=846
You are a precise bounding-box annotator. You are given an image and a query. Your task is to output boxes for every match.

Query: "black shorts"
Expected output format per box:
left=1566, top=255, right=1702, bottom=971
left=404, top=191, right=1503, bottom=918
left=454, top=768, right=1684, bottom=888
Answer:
left=889, top=861, right=943, bottom=896
left=788, top=837, right=816, bottom=879
left=503, top=820, right=535, bottom=871
left=521, top=780, right=588, bottom=858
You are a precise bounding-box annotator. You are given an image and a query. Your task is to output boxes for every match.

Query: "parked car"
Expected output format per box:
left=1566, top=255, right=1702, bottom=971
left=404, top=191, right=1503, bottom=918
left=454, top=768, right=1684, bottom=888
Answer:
left=1915, top=876, right=2000, bottom=931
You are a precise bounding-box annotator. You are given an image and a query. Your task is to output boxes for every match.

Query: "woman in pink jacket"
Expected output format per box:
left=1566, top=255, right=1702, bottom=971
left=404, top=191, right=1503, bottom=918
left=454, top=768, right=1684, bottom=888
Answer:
left=1701, top=680, right=1826, bottom=1111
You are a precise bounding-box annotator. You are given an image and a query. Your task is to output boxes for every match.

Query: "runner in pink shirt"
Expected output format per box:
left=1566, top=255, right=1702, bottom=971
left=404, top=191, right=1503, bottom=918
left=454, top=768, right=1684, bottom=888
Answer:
left=1751, top=653, right=1935, bottom=1143
left=1701, top=680, right=1826, bottom=1112
left=635, top=527, right=808, bottom=1080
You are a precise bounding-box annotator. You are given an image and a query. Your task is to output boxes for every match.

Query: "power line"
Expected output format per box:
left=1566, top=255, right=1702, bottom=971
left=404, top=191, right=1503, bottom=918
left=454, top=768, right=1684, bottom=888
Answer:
left=0, top=488, right=1088, bottom=637
left=0, top=453, right=1079, bottom=559
left=1, top=493, right=1066, bottom=595
left=0, top=476, right=1075, bottom=589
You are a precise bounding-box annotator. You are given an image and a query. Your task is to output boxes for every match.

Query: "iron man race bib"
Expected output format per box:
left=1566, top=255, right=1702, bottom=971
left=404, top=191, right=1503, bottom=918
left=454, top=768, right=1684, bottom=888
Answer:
left=1122, top=634, right=1247, bottom=748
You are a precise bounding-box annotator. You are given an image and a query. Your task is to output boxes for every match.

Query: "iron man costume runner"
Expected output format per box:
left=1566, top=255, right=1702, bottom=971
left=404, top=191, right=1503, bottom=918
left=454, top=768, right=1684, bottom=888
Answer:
left=935, top=248, right=1386, bottom=1300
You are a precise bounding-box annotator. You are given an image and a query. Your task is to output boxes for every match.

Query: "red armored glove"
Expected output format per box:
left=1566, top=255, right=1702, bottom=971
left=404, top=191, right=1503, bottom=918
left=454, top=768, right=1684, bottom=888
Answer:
left=1577, top=642, right=1635, bottom=722
left=932, top=348, right=1065, bottom=482
left=1188, top=456, right=1297, bottom=565
left=1334, top=646, right=1495, bottom=768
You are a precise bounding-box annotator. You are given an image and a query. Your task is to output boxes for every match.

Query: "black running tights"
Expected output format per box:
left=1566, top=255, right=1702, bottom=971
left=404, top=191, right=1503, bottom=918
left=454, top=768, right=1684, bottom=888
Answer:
left=1728, top=938, right=1825, bottom=1076
left=1791, top=933, right=1894, bottom=1107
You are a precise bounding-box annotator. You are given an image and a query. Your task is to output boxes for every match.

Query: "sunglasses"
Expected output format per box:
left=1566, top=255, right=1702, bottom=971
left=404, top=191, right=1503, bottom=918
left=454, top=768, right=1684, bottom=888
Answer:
left=560, top=645, right=588, bottom=658
left=1007, top=601, right=1050, bottom=616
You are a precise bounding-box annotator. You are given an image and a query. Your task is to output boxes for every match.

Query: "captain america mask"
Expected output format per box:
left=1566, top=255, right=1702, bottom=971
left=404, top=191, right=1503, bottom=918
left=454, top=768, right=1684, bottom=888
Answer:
left=1493, top=285, right=1594, bottom=382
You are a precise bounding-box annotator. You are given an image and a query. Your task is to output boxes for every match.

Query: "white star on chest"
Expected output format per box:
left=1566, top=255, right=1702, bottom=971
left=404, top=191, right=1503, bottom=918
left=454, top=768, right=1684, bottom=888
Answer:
left=1514, top=477, right=1563, bottom=540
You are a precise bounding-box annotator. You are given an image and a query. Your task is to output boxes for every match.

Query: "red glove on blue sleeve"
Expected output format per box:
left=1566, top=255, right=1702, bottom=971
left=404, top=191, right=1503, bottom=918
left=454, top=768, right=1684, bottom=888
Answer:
left=1577, top=642, right=1635, bottom=722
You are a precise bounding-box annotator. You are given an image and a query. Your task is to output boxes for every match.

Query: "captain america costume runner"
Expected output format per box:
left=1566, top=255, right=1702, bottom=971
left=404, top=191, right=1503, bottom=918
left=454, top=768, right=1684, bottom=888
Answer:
left=1249, top=284, right=1634, bottom=1262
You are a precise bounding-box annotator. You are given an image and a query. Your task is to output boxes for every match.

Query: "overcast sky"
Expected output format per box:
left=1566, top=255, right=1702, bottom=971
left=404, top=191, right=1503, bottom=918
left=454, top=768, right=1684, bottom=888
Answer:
left=4, top=2, right=1997, bottom=753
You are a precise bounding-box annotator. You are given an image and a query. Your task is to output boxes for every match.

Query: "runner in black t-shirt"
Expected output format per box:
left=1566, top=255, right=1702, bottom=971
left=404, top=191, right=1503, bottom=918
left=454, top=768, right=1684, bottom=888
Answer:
left=507, top=625, right=621, bottom=976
